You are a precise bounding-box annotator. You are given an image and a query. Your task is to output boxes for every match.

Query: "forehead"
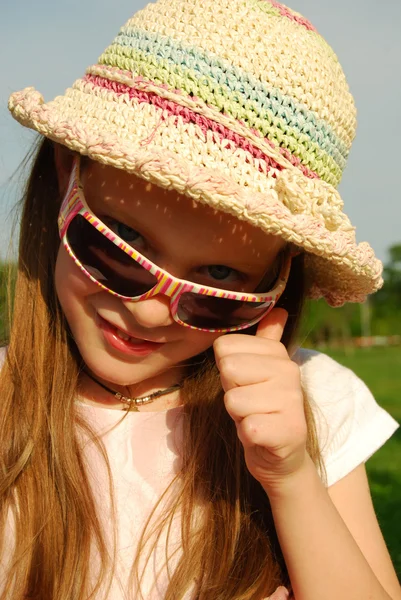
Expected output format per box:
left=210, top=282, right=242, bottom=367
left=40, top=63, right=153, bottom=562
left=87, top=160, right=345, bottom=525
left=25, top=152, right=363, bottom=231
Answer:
left=82, top=160, right=285, bottom=264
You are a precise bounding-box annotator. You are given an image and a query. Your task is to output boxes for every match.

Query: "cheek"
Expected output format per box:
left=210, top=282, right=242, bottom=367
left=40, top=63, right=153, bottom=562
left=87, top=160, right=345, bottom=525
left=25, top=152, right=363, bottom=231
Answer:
left=55, top=244, right=97, bottom=311
left=181, top=329, right=223, bottom=359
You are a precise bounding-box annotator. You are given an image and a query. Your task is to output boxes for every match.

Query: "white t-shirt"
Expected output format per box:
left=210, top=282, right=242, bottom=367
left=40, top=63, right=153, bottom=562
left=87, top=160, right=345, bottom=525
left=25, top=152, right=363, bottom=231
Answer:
left=292, top=349, right=398, bottom=485
left=1, top=349, right=399, bottom=598
left=74, top=348, right=398, bottom=598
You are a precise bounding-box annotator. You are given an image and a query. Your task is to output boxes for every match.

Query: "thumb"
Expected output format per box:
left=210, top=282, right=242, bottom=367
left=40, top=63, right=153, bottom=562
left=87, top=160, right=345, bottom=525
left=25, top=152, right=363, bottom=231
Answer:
left=256, top=308, right=288, bottom=342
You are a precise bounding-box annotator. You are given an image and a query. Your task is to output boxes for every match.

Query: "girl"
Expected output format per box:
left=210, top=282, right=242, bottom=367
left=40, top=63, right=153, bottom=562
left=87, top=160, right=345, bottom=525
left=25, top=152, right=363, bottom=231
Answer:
left=2, top=0, right=400, bottom=599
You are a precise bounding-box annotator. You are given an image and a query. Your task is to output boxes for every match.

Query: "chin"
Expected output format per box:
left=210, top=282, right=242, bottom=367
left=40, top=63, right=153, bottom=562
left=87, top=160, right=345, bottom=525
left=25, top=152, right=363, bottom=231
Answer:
left=79, top=345, right=170, bottom=385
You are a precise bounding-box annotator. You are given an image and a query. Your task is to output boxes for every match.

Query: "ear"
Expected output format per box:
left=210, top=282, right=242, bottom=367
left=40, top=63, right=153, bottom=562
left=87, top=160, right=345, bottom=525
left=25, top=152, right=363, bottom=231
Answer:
left=53, top=143, right=76, bottom=197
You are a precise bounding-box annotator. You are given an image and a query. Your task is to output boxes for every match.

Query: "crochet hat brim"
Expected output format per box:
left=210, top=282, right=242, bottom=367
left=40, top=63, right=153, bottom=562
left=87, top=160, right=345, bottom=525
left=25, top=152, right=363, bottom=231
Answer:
left=8, top=81, right=382, bottom=306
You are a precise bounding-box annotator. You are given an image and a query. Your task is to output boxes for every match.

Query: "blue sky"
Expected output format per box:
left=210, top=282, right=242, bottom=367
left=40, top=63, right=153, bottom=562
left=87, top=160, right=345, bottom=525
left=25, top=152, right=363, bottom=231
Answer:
left=1, top=0, right=400, bottom=263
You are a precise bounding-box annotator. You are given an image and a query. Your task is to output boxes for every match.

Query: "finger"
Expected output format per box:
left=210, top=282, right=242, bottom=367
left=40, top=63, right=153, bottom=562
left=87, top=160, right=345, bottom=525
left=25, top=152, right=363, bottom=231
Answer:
left=213, top=333, right=288, bottom=361
left=256, top=308, right=288, bottom=341
left=237, top=411, right=307, bottom=454
left=236, top=412, right=289, bottom=450
left=218, top=354, right=277, bottom=391
left=217, top=353, right=297, bottom=391
left=224, top=379, right=301, bottom=421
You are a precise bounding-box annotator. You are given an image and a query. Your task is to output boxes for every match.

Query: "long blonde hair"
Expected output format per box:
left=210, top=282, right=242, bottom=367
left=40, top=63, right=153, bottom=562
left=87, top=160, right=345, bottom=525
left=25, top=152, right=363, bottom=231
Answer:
left=0, top=138, right=322, bottom=599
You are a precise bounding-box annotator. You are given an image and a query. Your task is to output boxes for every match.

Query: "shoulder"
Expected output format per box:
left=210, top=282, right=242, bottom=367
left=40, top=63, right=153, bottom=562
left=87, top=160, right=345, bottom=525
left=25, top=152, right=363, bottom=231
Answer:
left=292, top=348, right=368, bottom=408
left=293, top=347, right=358, bottom=390
left=292, top=348, right=399, bottom=486
left=292, top=348, right=366, bottom=458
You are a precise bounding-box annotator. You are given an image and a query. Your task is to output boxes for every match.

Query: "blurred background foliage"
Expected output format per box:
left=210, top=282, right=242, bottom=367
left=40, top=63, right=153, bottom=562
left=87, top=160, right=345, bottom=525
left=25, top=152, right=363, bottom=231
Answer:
left=301, top=243, right=401, bottom=347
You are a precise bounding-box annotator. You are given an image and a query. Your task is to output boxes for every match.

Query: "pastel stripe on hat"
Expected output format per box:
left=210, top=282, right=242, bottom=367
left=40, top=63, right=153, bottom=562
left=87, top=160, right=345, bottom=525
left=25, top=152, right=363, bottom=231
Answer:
left=102, top=26, right=348, bottom=158
left=84, top=72, right=322, bottom=181
left=93, top=62, right=342, bottom=187
left=98, top=32, right=347, bottom=179
left=261, top=0, right=318, bottom=32
left=103, top=26, right=346, bottom=159
left=67, top=75, right=347, bottom=233
left=131, top=0, right=356, bottom=146
left=58, top=82, right=286, bottom=196
left=249, top=0, right=320, bottom=34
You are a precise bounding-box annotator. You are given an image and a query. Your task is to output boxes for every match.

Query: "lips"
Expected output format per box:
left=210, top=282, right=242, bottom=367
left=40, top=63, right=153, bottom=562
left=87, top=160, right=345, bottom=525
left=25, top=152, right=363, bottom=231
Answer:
left=96, top=315, right=165, bottom=356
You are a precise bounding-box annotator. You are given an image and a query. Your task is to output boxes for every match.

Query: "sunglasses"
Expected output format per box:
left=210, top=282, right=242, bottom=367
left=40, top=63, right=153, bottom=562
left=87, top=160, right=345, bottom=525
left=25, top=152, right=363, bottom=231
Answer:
left=58, top=157, right=292, bottom=333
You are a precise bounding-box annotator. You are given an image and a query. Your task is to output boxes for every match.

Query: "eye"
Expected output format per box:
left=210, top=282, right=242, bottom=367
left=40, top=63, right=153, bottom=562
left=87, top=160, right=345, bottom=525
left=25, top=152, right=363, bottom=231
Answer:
left=106, top=219, right=143, bottom=245
left=202, top=265, right=241, bottom=283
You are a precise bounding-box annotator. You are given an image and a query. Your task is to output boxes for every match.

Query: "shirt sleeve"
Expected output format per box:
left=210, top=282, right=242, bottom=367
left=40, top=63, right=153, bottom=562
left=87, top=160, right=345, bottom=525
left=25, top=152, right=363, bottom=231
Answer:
left=293, top=349, right=399, bottom=487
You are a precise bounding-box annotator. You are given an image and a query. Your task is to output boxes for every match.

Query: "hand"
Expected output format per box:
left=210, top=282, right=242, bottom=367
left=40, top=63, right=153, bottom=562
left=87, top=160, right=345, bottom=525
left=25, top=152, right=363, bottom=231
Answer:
left=213, top=308, right=308, bottom=495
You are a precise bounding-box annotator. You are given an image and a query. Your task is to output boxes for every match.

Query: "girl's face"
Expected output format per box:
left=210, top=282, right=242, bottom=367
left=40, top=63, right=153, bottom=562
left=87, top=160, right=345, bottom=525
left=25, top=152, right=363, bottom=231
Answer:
left=55, top=159, right=285, bottom=394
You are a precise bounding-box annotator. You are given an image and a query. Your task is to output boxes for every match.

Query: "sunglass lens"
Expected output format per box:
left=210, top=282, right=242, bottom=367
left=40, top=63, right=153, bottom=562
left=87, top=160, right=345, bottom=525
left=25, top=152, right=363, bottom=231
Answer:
left=177, top=292, right=273, bottom=330
left=66, top=215, right=158, bottom=297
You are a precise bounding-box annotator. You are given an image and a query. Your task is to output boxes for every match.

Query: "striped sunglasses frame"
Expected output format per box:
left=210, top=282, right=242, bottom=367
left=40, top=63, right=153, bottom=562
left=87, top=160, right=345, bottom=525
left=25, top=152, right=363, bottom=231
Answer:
left=58, top=156, right=292, bottom=333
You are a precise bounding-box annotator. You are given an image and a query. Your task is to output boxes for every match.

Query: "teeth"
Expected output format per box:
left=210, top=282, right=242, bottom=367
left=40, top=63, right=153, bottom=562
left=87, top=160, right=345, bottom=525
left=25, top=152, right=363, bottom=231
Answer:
left=115, top=328, right=146, bottom=344
left=116, top=330, right=132, bottom=341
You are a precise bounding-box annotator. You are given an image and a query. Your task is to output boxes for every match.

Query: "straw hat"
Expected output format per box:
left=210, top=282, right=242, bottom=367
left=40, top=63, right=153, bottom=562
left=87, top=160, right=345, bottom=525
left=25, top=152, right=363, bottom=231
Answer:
left=8, top=0, right=383, bottom=305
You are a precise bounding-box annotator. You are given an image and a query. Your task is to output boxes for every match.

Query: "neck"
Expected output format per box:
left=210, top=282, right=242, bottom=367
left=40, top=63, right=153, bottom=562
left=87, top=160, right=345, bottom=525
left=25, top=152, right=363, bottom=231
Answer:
left=78, top=368, right=185, bottom=412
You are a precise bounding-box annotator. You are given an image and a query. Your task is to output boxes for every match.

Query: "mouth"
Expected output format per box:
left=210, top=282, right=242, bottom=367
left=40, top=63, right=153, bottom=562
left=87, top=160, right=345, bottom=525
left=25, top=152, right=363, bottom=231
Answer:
left=96, top=315, right=165, bottom=356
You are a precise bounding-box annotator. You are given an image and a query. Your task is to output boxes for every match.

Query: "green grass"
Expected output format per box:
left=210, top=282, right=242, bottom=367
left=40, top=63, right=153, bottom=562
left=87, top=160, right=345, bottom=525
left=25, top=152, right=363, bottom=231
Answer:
left=324, top=346, right=401, bottom=578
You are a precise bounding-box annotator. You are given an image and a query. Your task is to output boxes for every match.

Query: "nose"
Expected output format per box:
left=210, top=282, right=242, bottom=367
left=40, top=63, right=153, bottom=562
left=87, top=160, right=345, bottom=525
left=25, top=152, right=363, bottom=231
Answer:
left=122, top=294, right=175, bottom=329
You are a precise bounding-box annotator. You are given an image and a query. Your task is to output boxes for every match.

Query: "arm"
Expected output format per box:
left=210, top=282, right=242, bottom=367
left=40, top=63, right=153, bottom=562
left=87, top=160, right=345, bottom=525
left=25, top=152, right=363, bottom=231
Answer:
left=214, top=308, right=401, bottom=600
left=268, top=460, right=401, bottom=600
